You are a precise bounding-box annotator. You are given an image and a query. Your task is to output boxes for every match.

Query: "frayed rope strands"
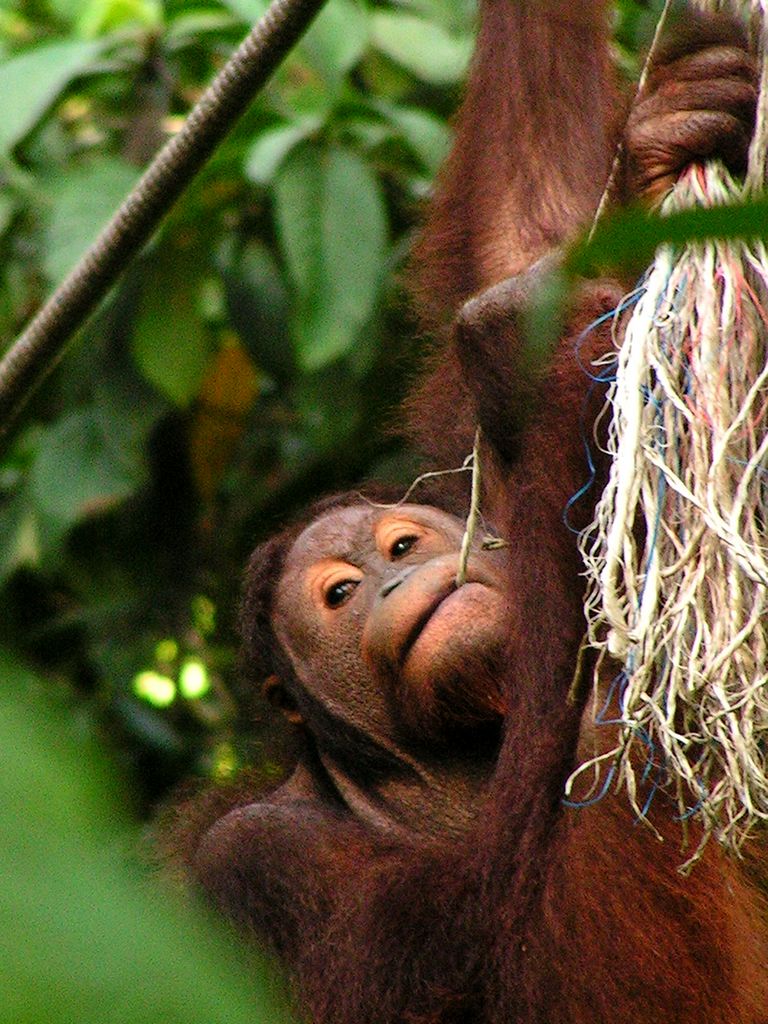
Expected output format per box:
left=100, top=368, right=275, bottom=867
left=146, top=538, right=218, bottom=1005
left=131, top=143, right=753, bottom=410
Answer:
left=568, top=0, right=768, bottom=867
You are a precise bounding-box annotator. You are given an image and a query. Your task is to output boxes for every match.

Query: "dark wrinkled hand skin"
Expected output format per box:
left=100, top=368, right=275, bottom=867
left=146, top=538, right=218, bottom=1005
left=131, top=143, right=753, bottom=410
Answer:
left=625, top=11, right=757, bottom=203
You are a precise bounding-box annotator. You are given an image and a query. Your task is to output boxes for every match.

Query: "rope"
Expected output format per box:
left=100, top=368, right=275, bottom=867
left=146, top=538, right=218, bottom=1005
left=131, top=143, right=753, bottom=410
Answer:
left=0, top=0, right=329, bottom=438
left=456, top=428, right=482, bottom=587
left=570, top=0, right=768, bottom=864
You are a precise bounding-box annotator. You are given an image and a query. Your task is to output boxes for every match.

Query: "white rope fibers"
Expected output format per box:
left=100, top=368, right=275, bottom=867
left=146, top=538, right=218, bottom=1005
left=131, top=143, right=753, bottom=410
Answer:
left=570, top=0, right=768, bottom=863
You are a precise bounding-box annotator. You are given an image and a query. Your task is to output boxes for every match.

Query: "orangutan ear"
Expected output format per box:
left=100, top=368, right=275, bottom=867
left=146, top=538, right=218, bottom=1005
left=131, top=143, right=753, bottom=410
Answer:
left=262, top=674, right=304, bottom=726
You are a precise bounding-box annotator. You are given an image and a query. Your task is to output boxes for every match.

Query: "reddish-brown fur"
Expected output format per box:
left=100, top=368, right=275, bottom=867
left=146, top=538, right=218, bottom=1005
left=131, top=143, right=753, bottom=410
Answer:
left=161, top=3, right=768, bottom=1021
left=413, top=1, right=616, bottom=327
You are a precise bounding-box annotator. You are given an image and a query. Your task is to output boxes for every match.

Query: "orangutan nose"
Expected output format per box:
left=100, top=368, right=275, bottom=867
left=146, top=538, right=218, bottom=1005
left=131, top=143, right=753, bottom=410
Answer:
left=379, top=566, right=416, bottom=599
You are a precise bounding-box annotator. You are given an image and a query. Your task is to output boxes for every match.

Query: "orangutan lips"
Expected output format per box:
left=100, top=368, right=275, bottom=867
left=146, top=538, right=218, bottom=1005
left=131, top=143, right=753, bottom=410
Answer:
left=397, top=580, right=457, bottom=668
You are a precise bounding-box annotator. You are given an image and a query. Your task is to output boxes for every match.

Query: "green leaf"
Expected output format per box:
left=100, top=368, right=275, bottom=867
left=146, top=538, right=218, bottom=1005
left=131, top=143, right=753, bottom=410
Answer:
left=370, top=11, right=471, bottom=85
left=295, top=366, right=362, bottom=456
left=244, top=119, right=320, bottom=186
left=76, top=0, right=162, bottom=37
left=274, top=146, right=325, bottom=304
left=376, top=102, right=450, bottom=173
left=300, top=0, right=368, bottom=83
left=0, top=492, right=37, bottom=582
left=165, top=10, right=239, bottom=48
left=340, top=116, right=391, bottom=152
left=567, top=196, right=768, bottom=279
left=132, top=246, right=213, bottom=407
left=44, top=0, right=86, bottom=23
left=0, top=650, right=295, bottom=1024
left=92, top=360, right=166, bottom=469
left=218, top=0, right=269, bottom=21
left=398, top=0, right=475, bottom=33
left=29, top=406, right=146, bottom=533
left=42, top=158, right=140, bottom=285
left=223, top=240, right=295, bottom=384
left=0, top=38, right=104, bottom=154
left=0, top=191, right=15, bottom=236
left=274, top=144, right=387, bottom=370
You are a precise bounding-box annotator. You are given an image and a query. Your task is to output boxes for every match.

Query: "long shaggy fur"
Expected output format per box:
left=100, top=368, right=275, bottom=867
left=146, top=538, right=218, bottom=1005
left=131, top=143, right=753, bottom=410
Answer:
left=160, top=4, right=768, bottom=1021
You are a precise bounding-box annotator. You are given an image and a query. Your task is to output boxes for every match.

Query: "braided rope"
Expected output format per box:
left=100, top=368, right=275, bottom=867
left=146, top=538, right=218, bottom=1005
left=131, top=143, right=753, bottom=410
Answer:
left=0, top=0, right=328, bottom=437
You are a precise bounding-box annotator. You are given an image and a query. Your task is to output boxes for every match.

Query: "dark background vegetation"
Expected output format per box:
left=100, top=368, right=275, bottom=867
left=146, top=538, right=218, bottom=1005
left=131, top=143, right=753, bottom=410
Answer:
left=0, top=0, right=662, bottom=1018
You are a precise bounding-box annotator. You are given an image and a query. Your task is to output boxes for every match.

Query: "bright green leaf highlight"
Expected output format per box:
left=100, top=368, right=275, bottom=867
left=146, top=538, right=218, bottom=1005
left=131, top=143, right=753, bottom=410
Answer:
left=0, top=38, right=104, bottom=154
left=244, top=120, right=320, bottom=186
left=154, top=638, right=179, bottom=664
left=134, top=670, right=176, bottom=707
left=218, top=0, right=269, bottom=21
left=179, top=660, right=210, bottom=700
left=300, top=0, right=369, bottom=82
left=0, top=495, right=38, bottom=583
left=274, top=144, right=387, bottom=370
left=45, top=0, right=88, bottom=24
left=370, top=11, right=471, bottom=85
left=567, top=196, right=768, bottom=279
left=192, top=594, right=216, bottom=635
left=213, top=741, right=238, bottom=780
left=77, top=0, right=162, bottom=37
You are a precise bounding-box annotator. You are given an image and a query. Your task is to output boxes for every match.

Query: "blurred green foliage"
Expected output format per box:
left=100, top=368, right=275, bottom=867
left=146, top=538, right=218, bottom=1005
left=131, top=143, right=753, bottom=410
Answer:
left=0, top=649, right=294, bottom=1023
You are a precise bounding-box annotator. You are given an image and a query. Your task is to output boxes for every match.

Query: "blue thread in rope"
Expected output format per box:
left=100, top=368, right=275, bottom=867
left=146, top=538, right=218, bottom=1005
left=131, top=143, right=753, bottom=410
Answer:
left=562, top=764, right=617, bottom=808
left=562, top=282, right=682, bottom=818
left=563, top=289, right=644, bottom=534
left=676, top=782, right=708, bottom=821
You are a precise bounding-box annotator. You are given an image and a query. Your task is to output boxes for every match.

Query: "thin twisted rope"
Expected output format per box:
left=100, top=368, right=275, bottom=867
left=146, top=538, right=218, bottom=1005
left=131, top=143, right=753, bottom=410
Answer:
left=0, top=0, right=329, bottom=437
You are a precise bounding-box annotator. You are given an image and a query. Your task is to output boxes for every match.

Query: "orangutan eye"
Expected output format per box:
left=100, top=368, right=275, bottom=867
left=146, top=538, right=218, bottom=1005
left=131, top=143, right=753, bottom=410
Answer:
left=325, top=579, right=359, bottom=609
left=390, top=535, right=418, bottom=558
